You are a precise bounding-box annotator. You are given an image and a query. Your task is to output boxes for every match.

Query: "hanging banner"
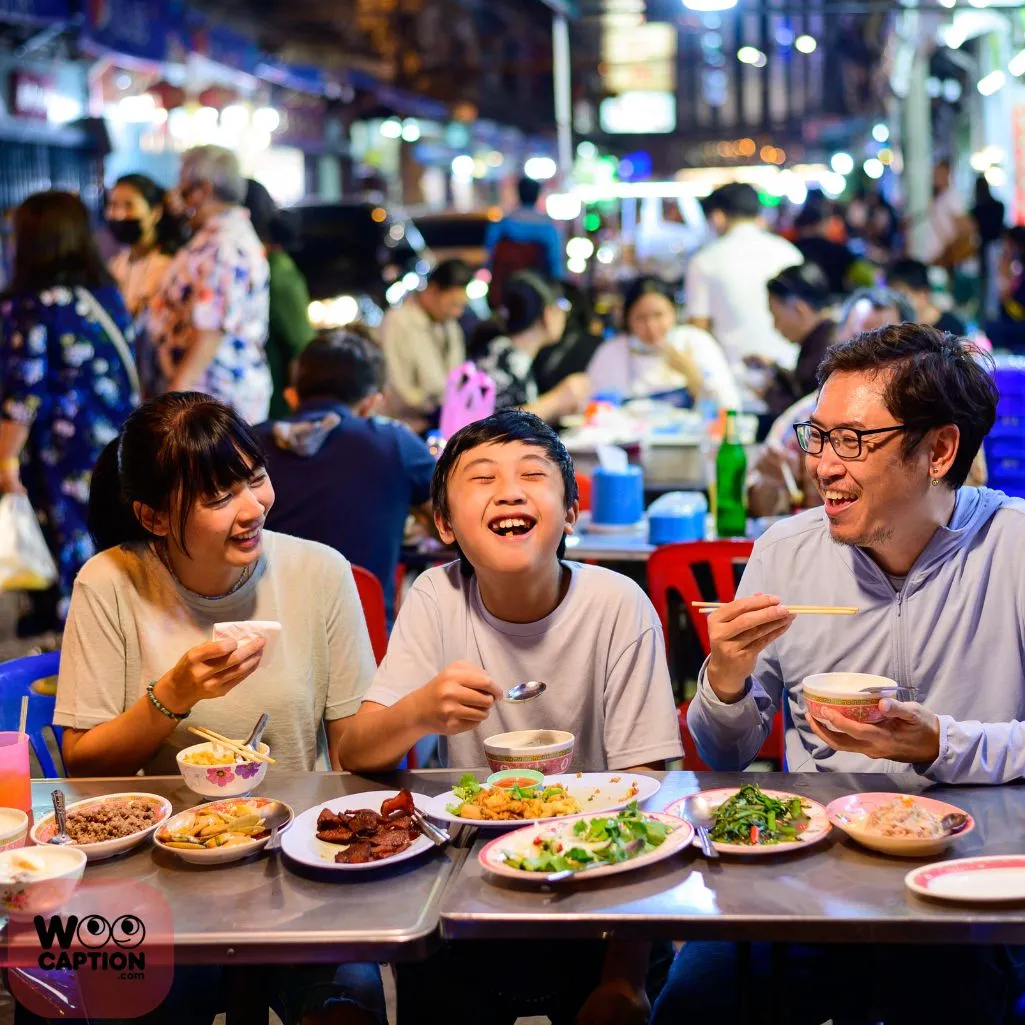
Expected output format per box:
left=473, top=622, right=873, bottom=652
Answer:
left=83, top=0, right=178, bottom=64
left=0, top=0, right=71, bottom=23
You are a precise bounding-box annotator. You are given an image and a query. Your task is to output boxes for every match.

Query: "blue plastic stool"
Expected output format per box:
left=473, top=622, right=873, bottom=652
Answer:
left=0, top=651, right=63, bottom=778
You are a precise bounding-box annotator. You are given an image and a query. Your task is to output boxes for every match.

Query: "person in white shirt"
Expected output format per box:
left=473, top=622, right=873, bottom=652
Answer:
left=920, top=160, right=976, bottom=267
left=587, top=275, right=740, bottom=409
left=685, top=182, right=802, bottom=369
left=380, top=259, right=472, bottom=433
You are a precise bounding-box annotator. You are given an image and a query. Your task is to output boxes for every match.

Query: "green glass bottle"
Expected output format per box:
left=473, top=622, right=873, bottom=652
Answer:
left=715, top=410, right=747, bottom=538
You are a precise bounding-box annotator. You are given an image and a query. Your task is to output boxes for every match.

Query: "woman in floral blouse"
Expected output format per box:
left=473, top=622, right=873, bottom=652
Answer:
left=148, top=145, right=272, bottom=424
left=0, top=191, right=138, bottom=626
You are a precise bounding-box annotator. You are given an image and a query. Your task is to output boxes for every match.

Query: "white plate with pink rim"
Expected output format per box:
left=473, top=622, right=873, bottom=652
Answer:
left=479, top=810, right=694, bottom=884
left=423, top=772, right=662, bottom=831
left=905, top=856, right=1025, bottom=903
left=665, top=787, right=832, bottom=856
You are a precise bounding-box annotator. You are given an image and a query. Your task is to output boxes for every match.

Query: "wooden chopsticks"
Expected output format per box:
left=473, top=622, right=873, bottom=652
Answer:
left=692, top=602, right=859, bottom=616
left=187, top=725, right=277, bottom=764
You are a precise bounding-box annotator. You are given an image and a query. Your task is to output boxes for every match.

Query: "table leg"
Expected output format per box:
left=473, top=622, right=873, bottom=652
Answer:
left=222, top=965, right=269, bottom=1025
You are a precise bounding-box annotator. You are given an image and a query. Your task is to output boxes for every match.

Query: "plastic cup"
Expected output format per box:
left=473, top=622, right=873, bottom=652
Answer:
left=0, top=733, right=32, bottom=813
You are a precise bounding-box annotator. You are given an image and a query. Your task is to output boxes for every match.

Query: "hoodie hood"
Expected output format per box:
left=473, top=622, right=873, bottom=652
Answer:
left=272, top=411, right=342, bottom=458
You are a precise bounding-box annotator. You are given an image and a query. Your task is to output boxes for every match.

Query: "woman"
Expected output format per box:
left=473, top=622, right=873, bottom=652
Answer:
left=471, top=271, right=590, bottom=420
left=148, top=145, right=271, bottom=423
left=0, top=190, right=138, bottom=629
left=107, top=173, right=183, bottom=396
left=244, top=179, right=315, bottom=420
left=531, top=280, right=605, bottom=395
left=587, top=276, right=740, bottom=408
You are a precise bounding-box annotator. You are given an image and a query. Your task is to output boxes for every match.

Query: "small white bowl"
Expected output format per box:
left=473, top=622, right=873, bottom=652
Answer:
left=176, top=741, right=270, bottom=799
left=30, top=793, right=172, bottom=862
left=803, top=672, right=898, bottom=727
left=0, top=808, right=29, bottom=852
left=153, top=796, right=292, bottom=865
left=0, top=845, right=87, bottom=919
left=827, top=793, right=974, bottom=857
left=483, top=730, right=575, bottom=774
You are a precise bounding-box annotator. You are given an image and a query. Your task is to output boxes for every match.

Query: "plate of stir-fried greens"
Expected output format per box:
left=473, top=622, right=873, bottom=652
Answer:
left=668, top=784, right=831, bottom=855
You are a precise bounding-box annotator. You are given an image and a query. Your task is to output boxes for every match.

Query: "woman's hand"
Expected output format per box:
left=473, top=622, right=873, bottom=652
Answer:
left=152, top=636, right=266, bottom=715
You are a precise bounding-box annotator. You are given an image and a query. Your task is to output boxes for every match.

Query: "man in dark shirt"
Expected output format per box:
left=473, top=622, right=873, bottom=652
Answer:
left=255, top=328, right=435, bottom=624
left=886, top=258, right=967, bottom=336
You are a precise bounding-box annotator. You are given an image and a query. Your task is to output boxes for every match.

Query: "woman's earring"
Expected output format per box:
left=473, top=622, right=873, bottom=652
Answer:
left=931, top=478, right=940, bottom=487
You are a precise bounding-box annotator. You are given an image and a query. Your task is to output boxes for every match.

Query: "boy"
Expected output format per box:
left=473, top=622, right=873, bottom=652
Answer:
left=340, top=409, right=682, bottom=1025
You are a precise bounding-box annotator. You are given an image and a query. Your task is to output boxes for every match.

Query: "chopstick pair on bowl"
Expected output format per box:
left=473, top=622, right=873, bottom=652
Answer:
left=186, top=725, right=277, bottom=765
left=692, top=603, right=859, bottom=617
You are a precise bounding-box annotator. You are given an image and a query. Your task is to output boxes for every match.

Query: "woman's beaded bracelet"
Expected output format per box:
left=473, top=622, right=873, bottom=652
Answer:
left=146, top=681, right=189, bottom=721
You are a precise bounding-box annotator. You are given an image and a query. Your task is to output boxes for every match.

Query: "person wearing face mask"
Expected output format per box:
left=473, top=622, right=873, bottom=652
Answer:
left=148, top=146, right=271, bottom=423
left=470, top=271, right=590, bottom=421
left=587, top=275, right=739, bottom=408
left=49, top=397, right=386, bottom=1024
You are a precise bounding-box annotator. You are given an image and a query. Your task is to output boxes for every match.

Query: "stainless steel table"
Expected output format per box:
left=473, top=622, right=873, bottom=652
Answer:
left=439, top=771, right=1025, bottom=945
left=8, top=770, right=471, bottom=965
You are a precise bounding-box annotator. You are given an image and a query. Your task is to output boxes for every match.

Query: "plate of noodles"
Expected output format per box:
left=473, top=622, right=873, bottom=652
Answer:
left=826, top=793, right=974, bottom=857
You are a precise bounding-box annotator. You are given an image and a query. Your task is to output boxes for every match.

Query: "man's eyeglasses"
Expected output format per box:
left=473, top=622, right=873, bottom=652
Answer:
left=793, top=421, right=912, bottom=460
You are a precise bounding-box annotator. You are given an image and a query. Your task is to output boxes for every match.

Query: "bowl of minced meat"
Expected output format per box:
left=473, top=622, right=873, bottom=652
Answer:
left=31, top=793, right=173, bottom=862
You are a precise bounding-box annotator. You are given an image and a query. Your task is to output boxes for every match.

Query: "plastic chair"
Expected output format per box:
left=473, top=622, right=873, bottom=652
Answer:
left=575, top=472, right=592, bottom=512
left=0, top=651, right=63, bottom=778
left=351, top=565, right=389, bottom=666
left=648, top=541, right=785, bottom=768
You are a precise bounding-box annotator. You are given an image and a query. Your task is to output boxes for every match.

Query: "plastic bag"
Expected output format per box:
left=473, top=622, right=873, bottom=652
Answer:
left=0, top=493, right=58, bottom=591
left=438, top=362, right=496, bottom=441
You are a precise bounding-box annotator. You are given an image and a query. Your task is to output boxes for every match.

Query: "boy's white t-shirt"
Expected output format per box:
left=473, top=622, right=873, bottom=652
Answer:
left=363, top=561, right=684, bottom=771
left=54, top=531, right=377, bottom=774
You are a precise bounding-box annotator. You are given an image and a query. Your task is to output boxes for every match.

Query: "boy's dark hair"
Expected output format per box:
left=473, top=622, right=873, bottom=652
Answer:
left=838, top=286, right=915, bottom=331
left=294, top=328, right=385, bottom=406
left=766, top=262, right=831, bottom=311
left=817, top=323, right=997, bottom=489
left=431, top=409, right=579, bottom=576
left=517, top=176, right=542, bottom=208
left=886, top=258, right=931, bottom=294
left=428, top=258, right=473, bottom=291
left=703, top=182, right=762, bottom=220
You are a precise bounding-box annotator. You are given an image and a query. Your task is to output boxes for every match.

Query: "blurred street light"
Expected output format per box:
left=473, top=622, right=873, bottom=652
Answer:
left=863, top=158, right=884, bottom=179
left=682, top=0, right=738, bottom=11
left=401, top=119, right=421, bottom=142
left=795, top=35, right=817, bottom=54
left=977, top=70, right=1006, bottom=95
left=737, top=46, right=767, bottom=67
left=830, top=152, right=855, bottom=175
left=1009, top=49, right=1025, bottom=77
left=872, top=123, right=889, bottom=142
left=525, top=156, right=558, bottom=181
left=380, top=118, right=402, bottom=139
left=451, top=155, right=474, bottom=180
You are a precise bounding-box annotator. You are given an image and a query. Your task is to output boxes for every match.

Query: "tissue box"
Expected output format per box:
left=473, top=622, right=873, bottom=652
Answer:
left=592, top=466, right=644, bottom=526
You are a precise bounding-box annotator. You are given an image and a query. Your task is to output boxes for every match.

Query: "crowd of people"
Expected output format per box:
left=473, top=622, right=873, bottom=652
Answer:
left=2, top=149, right=1025, bottom=1024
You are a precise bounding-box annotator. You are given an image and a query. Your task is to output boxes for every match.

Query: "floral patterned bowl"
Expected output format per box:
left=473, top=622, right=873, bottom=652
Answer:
left=803, top=673, right=898, bottom=727
left=0, top=846, right=87, bottom=920
left=0, top=808, right=29, bottom=852
left=177, top=741, right=271, bottom=799
left=483, top=730, right=575, bottom=775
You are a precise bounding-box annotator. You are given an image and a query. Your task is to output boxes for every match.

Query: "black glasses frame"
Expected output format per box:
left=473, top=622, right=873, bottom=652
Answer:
left=793, top=421, right=912, bottom=460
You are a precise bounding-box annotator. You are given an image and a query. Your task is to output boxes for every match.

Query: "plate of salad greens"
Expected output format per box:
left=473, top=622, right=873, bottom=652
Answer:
left=479, top=803, right=694, bottom=882
left=667, top=784, right=831, bottom=855
left=424, top=772, right=661, bottom=831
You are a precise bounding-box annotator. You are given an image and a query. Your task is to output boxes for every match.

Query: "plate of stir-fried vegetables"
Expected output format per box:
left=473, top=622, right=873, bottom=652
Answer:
left=667, top=784, right=831, bottom=855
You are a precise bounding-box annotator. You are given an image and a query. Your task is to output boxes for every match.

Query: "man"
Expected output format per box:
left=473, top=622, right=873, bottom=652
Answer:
left=149, top=145, right=271, bottom=423
left=686, top=182, right=803, bottom=369
left=255, top=328, right=435, bottom=625
left=379, top=259, right=472, bottom=434
left=920, top=159, right=977, bottom=268
left=484, top=176, right=563, bottom=307
left=747, top=287, right=914, bottom=517
left=654, top=323, right=1024, bottom=1025
left=763, top=261, right=835, bottom=418
left=886, top=257, right=967, bottom=336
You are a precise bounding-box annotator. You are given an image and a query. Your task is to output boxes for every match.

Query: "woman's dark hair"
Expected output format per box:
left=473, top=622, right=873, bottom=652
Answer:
left=88, top=393, right=267, bottom=556
left=8, top=191, right=114, bottom=295
left=886, top=258, right=931, bottom=294
left=622, top=275, right=675, bottom=325
left=113, top=174, right=187, bottom=255
left=468, top=272, right=560, bottom=359
left=295, top=328, right=385, bottom=405
left=816, top=323, right=997, bottom=489
left=243, top=179, right=298, bottom=249
left=766, top=262, right=831, bottom=311
left=431, top=409, right=578, bottom=576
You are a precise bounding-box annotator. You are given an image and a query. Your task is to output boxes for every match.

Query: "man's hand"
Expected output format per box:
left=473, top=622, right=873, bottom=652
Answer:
left=706, top=595, right=795, bottom=703
left=0, top=463, right=25, bottom=495
left=808, top=698, right=941, bottom=765
left=409, top=661, right=503, bottom=735
left=575, top=979, right=650, bottom=1025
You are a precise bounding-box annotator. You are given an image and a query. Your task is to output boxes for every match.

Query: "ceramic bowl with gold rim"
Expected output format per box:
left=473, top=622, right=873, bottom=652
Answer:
left=803, top=672, right=898, bottom=726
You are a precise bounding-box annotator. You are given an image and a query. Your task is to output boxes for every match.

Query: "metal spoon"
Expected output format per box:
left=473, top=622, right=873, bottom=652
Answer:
left=47, top=789, right=74, bottom=846
left=941, top=812, right=971, bottom=836
left=680, top=794, right=719, bottom=859
left=412, top=807, right=451, bottom=848
left=506, top=681, right=547, bottom=703
left=545, top=838, right=645, bottom=884
left=243, top=712, right=269, bottom=752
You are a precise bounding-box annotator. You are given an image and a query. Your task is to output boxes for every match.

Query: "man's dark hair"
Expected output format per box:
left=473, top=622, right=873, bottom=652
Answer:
left=517, top=176, right=542, bottom=208
left=838, top=287, right=915, bottom=330
left=703, top=182, right=762, bottom=220
left=428, top=258, right=474, bottom=291
left=817, top=323, right=998, bottom=489
left=766, top=262, right=831, bottom=312
left=294, top=328, right=384, bottom=406
left=431, top=409, right=579, bottom=576
left=886, top=258, right=931, bottom=294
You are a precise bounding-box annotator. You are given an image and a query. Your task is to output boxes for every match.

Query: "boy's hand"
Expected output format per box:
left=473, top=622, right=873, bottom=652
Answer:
left=410, top=661, right=504, bottom=735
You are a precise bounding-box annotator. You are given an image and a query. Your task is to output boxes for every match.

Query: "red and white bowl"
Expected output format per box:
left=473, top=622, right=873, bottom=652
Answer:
left=483, top=730, right=575, bottom=775
left=803, top=672, right=897, bottom=726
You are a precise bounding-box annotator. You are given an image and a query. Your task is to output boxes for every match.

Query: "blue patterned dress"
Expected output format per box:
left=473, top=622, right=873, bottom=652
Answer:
left=0, top=285, right=137, bottom=620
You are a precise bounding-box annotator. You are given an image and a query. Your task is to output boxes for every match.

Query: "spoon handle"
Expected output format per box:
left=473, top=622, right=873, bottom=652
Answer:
left=245, top=712, right=270, bottom=750
left=696, top=825, right=719, bottom=859
left=51, top=788, right=68, bottom=833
